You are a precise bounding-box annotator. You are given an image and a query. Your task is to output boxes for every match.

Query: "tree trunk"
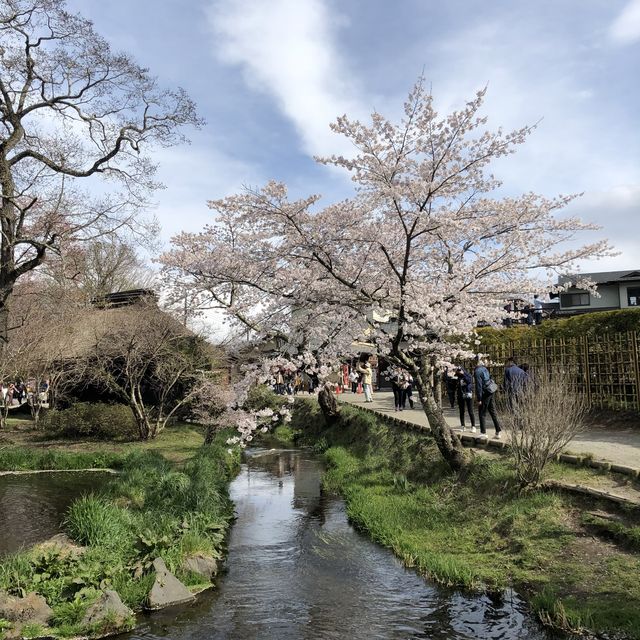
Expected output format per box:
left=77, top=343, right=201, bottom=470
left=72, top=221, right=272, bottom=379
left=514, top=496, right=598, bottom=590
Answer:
left=129, top=388, right=152, bottom=440
left=318, top=382, right=340, bottom=426
left=413, top=367, right=469, bottom=473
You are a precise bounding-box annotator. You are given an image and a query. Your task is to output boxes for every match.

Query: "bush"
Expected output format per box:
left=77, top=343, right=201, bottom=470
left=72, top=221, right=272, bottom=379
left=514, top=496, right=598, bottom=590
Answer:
left=478, top=307, right=640, bottom=347
left=42, top=403, right=138, bottom=440
left=507, top=369, right=588, bottom=488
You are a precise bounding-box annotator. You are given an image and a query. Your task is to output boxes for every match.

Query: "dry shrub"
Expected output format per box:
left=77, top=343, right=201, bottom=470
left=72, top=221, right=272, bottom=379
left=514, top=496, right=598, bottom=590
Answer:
left=506, top=369, right=587, bottom=488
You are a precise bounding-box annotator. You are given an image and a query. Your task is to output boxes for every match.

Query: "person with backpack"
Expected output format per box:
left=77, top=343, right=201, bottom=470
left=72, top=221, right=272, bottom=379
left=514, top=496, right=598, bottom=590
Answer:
left=454, top=367, right=476, bottom=432
left=473, top=357, right=502, bottom=438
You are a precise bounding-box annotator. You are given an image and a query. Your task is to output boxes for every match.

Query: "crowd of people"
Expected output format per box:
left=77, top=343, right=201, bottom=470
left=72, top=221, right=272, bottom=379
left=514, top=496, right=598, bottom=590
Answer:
left=271, top=354, right=531, bottom=441
left=445, top=357, right=530, bottom=437
left=0, top=380, right=49, bottom=407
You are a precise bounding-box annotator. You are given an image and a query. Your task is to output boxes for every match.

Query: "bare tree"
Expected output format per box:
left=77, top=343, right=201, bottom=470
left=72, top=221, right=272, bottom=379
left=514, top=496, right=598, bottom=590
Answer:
left=86, top=302, right=216, bottom=440
left=0, top=278, right=83, bottom=425
left=507, top=369, right=587, bottom=488
left=38, top=236, right=156, bottom=305
left=0, top=0, right=201, bottom=343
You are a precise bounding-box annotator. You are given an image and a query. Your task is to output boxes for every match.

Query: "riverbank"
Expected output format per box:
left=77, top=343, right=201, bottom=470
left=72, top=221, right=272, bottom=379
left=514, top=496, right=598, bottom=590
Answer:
left=0, top=429, right=239, bottom=640
left=291, top=399, right=640, bottom=639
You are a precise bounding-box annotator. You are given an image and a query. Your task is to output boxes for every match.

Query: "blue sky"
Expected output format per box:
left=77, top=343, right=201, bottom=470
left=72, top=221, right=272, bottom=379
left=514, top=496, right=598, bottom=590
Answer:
left=71, top=0, right=640, bottom=272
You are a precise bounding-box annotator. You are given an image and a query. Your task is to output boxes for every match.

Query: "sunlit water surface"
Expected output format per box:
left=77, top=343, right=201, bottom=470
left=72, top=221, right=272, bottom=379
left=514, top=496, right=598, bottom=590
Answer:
left=123, top=449, right=561, bottom=640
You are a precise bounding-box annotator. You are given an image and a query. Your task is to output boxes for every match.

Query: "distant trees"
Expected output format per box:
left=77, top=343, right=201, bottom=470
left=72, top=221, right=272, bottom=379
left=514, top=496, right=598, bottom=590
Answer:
left=39, top=237, right=156, bottom=306
left=0, top=0, right=201, bottom=344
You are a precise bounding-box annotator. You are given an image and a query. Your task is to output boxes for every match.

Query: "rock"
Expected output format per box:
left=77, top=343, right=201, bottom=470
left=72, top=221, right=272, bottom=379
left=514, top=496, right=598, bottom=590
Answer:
left=146, top=558, right=195, bottom=610
left=81, top=590, right=134, bottom=631
left=36, top=533, right=86, bottom=557
left=180, top=554, right=218, bottom=581
left=610, top=463, right=640, bottom=478
left=0, top=591, right=53, bottom=625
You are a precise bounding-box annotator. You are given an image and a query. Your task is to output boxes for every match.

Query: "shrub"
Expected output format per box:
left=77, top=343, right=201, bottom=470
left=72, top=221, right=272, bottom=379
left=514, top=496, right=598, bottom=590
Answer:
left=507, top=369, right=587, bottom=488
left=42, top=403, right=138, bottom=440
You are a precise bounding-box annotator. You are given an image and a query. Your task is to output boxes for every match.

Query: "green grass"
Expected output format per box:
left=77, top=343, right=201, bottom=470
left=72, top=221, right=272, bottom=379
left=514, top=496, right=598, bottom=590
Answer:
left=0, top=431, right=240, bottom=639
left=1, top=422, right=206, bottom=466
left=0, top=448, right=126, bottom=471
left=301, top=399, right=640, bottom=639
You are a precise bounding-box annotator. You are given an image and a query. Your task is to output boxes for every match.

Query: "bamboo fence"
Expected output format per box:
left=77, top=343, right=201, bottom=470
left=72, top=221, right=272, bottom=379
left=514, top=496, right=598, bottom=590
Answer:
left=483, top=330, right=640, bottom=412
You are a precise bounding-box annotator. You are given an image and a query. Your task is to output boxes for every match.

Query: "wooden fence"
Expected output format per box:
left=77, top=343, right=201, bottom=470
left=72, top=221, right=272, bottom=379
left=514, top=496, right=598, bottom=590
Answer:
left=482, top=330, right=640, bottom=413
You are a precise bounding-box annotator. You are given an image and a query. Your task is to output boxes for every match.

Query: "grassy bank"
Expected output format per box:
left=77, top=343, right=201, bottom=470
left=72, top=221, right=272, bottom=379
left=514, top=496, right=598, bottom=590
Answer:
left=0, top=431, right=239, bottom=639
left=0, top=422, right=206, bottom=465
left=292, top=399, right=640, bottom=639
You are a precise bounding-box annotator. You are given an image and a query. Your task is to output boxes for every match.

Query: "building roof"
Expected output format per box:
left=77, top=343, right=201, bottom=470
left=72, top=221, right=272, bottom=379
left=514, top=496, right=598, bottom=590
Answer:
left=558, top=270, right=640, bottom=287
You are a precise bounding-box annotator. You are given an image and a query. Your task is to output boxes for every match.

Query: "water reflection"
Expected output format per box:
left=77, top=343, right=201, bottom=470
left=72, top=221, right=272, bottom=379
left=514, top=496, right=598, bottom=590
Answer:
left=125, top=449, right=560, bottom=640
left=0, top=471, right=111, bottom=556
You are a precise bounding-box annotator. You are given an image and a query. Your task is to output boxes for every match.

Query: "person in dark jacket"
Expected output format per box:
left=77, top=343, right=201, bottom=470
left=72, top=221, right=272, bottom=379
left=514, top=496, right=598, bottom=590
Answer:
left=444, top=368, right=457, bottom=409
left=504, top=358, right=528, bottom=409
left=455, top=367, right=476, bottom=432
left=474, top=358, right=502, bottom=438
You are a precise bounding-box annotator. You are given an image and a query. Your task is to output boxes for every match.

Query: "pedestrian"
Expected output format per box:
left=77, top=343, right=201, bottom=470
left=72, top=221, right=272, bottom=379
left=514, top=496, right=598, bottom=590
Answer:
left=390, top=368, right=403, bottom=411
left=445, top=369, right=457, bottom=409
left=357, top=357, right=374, bottom=403
left=7, top=383, right=15, bottom=406
left=533, top=294, right=544, bottom=325
left=349, top=369, right=359, bottom=393
left=473, top=357, right=501, bottom=438
left=503, top=357, right=528, bottom=410
left=455, top=367, right=476, bottom=432
left=405, top=372, right=414, bottom=409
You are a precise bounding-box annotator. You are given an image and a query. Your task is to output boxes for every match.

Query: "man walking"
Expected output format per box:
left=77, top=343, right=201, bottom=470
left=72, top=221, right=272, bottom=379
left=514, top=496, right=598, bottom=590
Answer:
left=504, top=357, right=528, bottom=410
left=474, top=358, right=502, bottom=438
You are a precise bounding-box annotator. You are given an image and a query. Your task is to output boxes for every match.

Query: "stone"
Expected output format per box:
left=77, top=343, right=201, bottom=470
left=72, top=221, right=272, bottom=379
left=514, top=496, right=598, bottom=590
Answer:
left=36, top=533, right=86, bottom=557
left=81, top=590, right=134, bottom=631
left=180, top=554, right=218, bottom=581
left=559, top=453, right=581, bottom=465
left=0, top=591, right=53, bottom=625
left=146, top=558, right=195, bottom=610
left=610, top=463, right=640, bottom=478
left=588, top=459, right=612, bottom=471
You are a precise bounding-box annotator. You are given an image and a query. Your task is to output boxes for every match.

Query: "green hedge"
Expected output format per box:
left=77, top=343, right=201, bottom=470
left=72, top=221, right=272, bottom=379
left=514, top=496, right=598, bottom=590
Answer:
left=477, top=308, right=640, bottom=348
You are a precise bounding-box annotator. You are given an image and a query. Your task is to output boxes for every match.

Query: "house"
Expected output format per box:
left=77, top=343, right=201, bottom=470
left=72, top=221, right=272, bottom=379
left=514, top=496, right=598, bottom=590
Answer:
left=555, top=270, right=640, bottom=315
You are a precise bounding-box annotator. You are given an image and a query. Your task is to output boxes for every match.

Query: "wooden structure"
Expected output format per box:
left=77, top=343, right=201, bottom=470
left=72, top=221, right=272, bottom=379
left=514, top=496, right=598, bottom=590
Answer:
left=483, top=331, right=640, bottom=412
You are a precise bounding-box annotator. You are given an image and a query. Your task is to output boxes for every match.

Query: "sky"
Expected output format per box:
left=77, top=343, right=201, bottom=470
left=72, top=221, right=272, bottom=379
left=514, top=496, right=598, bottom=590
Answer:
left=70, top=0, right=640, bottom=274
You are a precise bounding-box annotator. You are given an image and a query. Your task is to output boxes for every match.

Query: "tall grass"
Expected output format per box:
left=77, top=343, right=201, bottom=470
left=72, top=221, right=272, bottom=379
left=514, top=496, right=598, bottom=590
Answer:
left=65, top=496, right=133, bottom=549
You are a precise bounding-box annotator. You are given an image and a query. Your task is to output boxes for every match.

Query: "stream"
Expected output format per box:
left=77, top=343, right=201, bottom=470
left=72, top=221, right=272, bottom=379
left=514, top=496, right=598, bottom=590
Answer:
left=125, top=449, right=560, bottom=640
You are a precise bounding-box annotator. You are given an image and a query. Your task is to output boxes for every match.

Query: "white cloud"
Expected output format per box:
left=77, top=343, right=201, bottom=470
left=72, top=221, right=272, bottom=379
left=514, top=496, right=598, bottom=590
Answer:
left=610, top=0, right=640, bottom=44
left=206, top=0, right=368, bottom=157
left=152, top=143, right=262, bottom=242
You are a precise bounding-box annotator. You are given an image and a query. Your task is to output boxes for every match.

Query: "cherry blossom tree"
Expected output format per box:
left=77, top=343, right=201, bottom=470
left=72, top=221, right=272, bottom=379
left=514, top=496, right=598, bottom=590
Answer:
left=0, top=0, right=201, bottom=344
left=160, top=80, right=611, bottom=471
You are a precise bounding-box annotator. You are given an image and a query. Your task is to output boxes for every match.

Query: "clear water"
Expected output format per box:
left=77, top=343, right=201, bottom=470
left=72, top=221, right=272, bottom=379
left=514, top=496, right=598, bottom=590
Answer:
left=0, top=471, right=111, bottom=556
left=124, top=449, right=561, bottom=640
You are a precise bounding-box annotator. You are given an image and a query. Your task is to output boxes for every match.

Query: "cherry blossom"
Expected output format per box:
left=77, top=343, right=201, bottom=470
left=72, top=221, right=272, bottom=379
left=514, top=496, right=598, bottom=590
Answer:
left=160, top=79, right=612, bottom=471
